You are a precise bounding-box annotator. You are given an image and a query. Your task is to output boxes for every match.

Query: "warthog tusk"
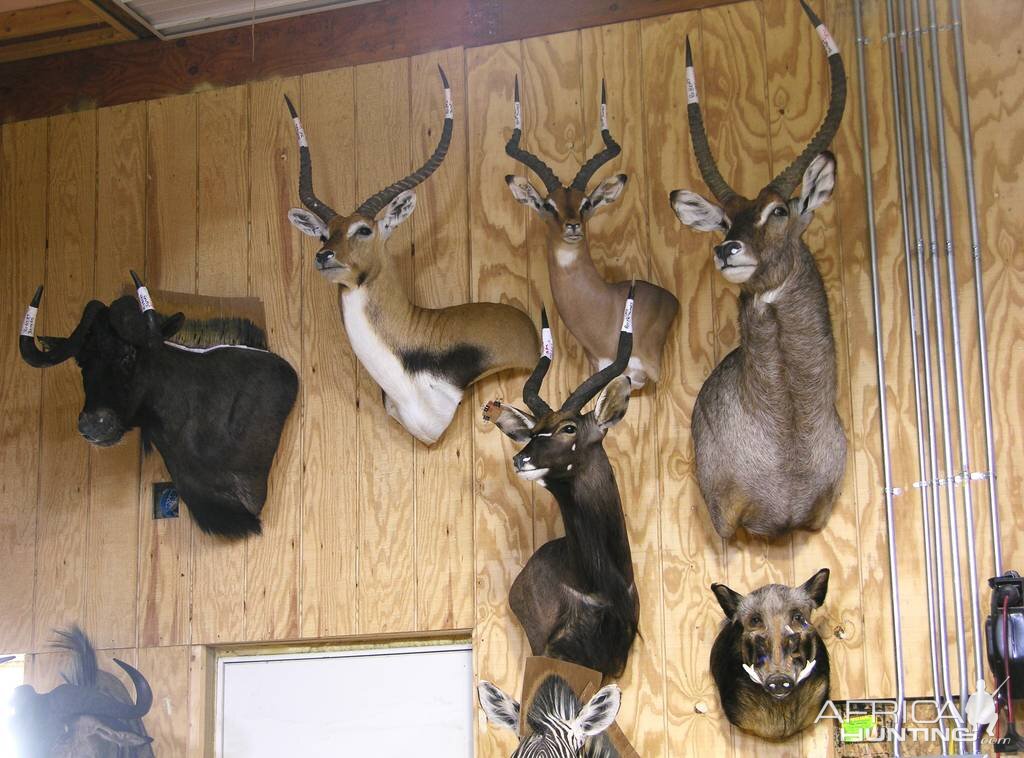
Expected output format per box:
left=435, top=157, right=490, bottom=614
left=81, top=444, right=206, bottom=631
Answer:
left=796, top=658, right=817, bottom=684
left=742, top=664, right=762, bottom=685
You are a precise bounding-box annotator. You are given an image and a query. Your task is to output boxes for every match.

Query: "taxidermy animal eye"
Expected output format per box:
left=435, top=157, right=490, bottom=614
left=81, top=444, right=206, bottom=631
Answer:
left=749, top=614, right=763, bottom=626
left=772, top=205, right=789, bottom=218
left=357, top=226, right=373, bottom=237
left=580, top=199, right=591, bottom=211
left=792, top=611, right=805, bottom=624
left=561, top=424, right=577, bottom=435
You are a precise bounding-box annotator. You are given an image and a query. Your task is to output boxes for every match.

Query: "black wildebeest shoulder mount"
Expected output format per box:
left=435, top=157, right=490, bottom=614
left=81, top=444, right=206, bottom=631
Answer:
left=284, top=66, right=539, bottom=446
left=10, top=626, right=154, bottom=757
left=709, top=569, right=831, bottom=741
left=669, top=0, right=847, bottom=540
left=483, top=289, right=639, bottom=678
left=19, top=272, right=299, bottom=538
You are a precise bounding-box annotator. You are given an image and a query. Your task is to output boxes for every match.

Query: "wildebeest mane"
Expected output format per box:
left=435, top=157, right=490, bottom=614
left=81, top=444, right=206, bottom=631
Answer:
left=164, top=314, right=268, bottom=351
left=52, top=625, right=98, bottom=687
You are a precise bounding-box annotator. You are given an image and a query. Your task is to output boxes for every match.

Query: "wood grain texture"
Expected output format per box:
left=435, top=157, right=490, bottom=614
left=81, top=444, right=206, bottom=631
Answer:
left=137, top=645, right=192, bottom=757
left=0, top=117, right=45, bottom=653
left=33, top=109, right=95, bottom=652
left=245, top=76, right=303, bottom=642
left=411, top=46, right=476, bottom=632
left=85, top=101, right=146, bottom=651
left=191, top=84, right=249, bottom=645
left=353, top=58, right=417, bottom=635
left=297, top=66, right=360, bottom=640
left=138, top=93, right=196, bottom=648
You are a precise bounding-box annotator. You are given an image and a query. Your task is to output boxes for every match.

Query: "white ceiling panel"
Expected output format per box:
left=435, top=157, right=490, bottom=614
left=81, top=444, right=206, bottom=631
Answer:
left=112, top=0, right=381, bottom=38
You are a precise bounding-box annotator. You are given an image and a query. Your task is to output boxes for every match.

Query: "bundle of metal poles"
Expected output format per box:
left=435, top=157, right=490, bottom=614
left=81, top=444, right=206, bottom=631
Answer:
left=853, top=0, right=1003, bottom=754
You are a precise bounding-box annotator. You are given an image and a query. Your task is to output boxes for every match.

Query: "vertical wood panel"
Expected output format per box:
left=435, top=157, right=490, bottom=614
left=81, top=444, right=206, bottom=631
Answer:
left=641, top=9, right=734, bottom=757
left=34, top=109, right=95, bottom=651
left=138, top=93, right=196, bottom=648
left=245, top=76, right=303, bottom=642
left=353, top=58, right=417, bottom=635
left=192, top=84, right=250, bottom=645
left=297, top=66, right=360, bottom=640
left=0, top=117, right=46, bottom=653
left=581, top=20, right=667, bottom=757
left=467, top=40, right=534, bottom=758
left=86, top=101, right=147, bottom=650
left=137, top=645, right=192, bottom=757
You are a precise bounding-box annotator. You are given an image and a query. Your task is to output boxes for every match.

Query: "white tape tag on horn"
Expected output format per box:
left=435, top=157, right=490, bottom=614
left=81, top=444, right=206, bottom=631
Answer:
left=686, top=66, right=699, bottom=105
left=514, top=100, right=522, bottom=130
left=542, top=327, right=553, bottom=360
left=20, top=306, right=37, bottom=338
left=293, top=118, right=308, bottom=148
left=622, top=298, right=634, bottom=334
left=816, top=24, right=839, bottom=57
left=796, top=658, right=817, bottom=684
left=136, top=286, right=155, bottom=313
left=600, top=102, right=608, bottom=131
left=444, top=88, right=454, bottom=119
left=742, top=664, right=762, bottom=685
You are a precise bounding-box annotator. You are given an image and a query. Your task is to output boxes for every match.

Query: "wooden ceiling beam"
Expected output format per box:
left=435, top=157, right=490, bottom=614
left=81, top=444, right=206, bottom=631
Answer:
left=0, top=0, right=737, bottom=124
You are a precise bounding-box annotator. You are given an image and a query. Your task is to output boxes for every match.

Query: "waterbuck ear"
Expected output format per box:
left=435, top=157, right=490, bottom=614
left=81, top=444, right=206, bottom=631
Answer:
left=378, top=190, right=417, bottom=240
left=586, top=173, right=628, bottom=213
left=478, top=681, right=521, bottom=733
left=483, top=400, right=535, bottom=443
left=288, top=208, right=329, bottom=240
left=711, top=582, right=744, bottom=618
left=505, top=175, right=546, bottom=214
left=798, top=568, right=830, bottom=608
left=593, top=375, right=632, bottom=431
left=798, top=152, right=836, bottom=218
left=573, top=684, right=621, bottom=739
left=161, top=312, right=185, bottom=339
left=670, top=189, right=729, bottom=233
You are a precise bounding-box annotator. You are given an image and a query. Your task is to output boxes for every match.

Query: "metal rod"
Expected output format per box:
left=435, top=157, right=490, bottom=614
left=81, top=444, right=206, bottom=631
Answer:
left=889, top=0, right=962, bottom=732
left=855, top=6, right=905, bottom=752
left=903, top=0, right=971, bottom=723
left=949, top=0, right=1002, bottom=578
left=921, top=0, right=985, bottom=695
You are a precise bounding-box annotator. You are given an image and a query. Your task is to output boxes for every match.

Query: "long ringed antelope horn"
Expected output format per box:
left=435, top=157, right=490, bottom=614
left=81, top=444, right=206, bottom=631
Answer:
left=505, top=74, right=563, bottom=193
left=766, top=0, right=846, bottom=198
left=561, top=281, right=635, bottom=413
left=521, top=307, right=554, bottom=417
left=284, top=93, right=340, bottom=223
left=683, top=37, right=737, bottom=205
left=569, top=79, right=622, bottom=191
left=18, top=285, right=104, bottom=368
left=355, top=65, right=455, bottom=219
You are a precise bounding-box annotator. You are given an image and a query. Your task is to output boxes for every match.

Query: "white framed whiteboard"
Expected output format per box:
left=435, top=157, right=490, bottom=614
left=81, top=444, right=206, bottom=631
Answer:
left=216, top=643, right=474, bottom=758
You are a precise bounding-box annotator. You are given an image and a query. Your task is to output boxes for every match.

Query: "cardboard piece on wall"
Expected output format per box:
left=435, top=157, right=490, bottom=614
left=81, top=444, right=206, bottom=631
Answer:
left=120, top=287, right=269, bottom=347
left=519, top=656, right=640, bottom=758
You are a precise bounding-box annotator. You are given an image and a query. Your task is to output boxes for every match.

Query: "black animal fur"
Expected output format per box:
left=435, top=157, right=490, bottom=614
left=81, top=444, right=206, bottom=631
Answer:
left=399, top=343, right=489, bottom=390
left=710, top=617, right=830, bottom=741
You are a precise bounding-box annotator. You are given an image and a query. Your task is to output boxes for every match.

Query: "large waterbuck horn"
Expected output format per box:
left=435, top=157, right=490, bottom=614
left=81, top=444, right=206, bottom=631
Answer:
left=683, top=37, right=737, bottom=205
left=130, top=270, right=164, bottom=346
left=284, top=93, right=340, bottom=223
left=522, top=307, right=554, bottom=417
left=355, top=65, right=455, bottom=219
left=569, top=79, right=622, bottom=191
left=18, top=286, right=104, bottom=368
left=561, top=282, right=635, bottom=413
left=505, top=75, right=563, bottom=193
left=765, top=0, right=846, bottom=198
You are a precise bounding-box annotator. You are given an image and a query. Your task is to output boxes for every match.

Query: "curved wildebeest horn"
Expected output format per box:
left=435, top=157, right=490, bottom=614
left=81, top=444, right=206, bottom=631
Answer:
left=561, top=282, right=635, bottom=413
left=0, top=655, right=14, bottom=665
left=355, top=65, right=455, bottom=219
left=569, top=80, right=622, bottom=191
left=19, top=286, right=105, bottom=368
left=683, top=37, right=737, bottom=205
left=765, top=0, right=847, bottom=198
left=505, top=75, right=563, bottom=194
left=130, top=270, right=164, bottom=345
left=522, top=307, right=554, bottom=417
left=284, top=93, right=340, bottom=223
left=45, top=658, right=153, bottom=722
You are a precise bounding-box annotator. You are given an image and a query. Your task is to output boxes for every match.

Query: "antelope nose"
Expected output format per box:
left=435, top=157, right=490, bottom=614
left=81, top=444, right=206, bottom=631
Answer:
left=764, top=675, right=795, bottom=697
left=565, top=223, right=581, bottom=235
left=315, top=249, right=334, bottom=266
left=714, top=240, right=743, bottom=264
left=512, top=452, right=531, bottom=471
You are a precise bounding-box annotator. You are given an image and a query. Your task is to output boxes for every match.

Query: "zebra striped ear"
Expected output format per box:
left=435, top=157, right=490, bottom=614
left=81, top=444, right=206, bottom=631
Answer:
left=573, top=684, right=621, bottom=739
left=478, top=681, right=521, bottom=733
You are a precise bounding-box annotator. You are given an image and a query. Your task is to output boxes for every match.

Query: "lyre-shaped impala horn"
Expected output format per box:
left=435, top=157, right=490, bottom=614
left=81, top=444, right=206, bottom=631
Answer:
left=505, top=74, right=563, bottom=193
left=522, top=307, right=554, bottom=417
left=569, top=79, right=622, bottom=191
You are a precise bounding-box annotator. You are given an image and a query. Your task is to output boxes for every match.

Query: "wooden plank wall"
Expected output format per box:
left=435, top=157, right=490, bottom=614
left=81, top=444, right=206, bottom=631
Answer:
left=2, top=1, right=1022, bottom=756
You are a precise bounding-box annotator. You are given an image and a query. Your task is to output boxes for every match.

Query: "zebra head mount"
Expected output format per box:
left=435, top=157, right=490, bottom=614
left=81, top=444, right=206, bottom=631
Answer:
left=478, top=676, right=621, bottom=757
